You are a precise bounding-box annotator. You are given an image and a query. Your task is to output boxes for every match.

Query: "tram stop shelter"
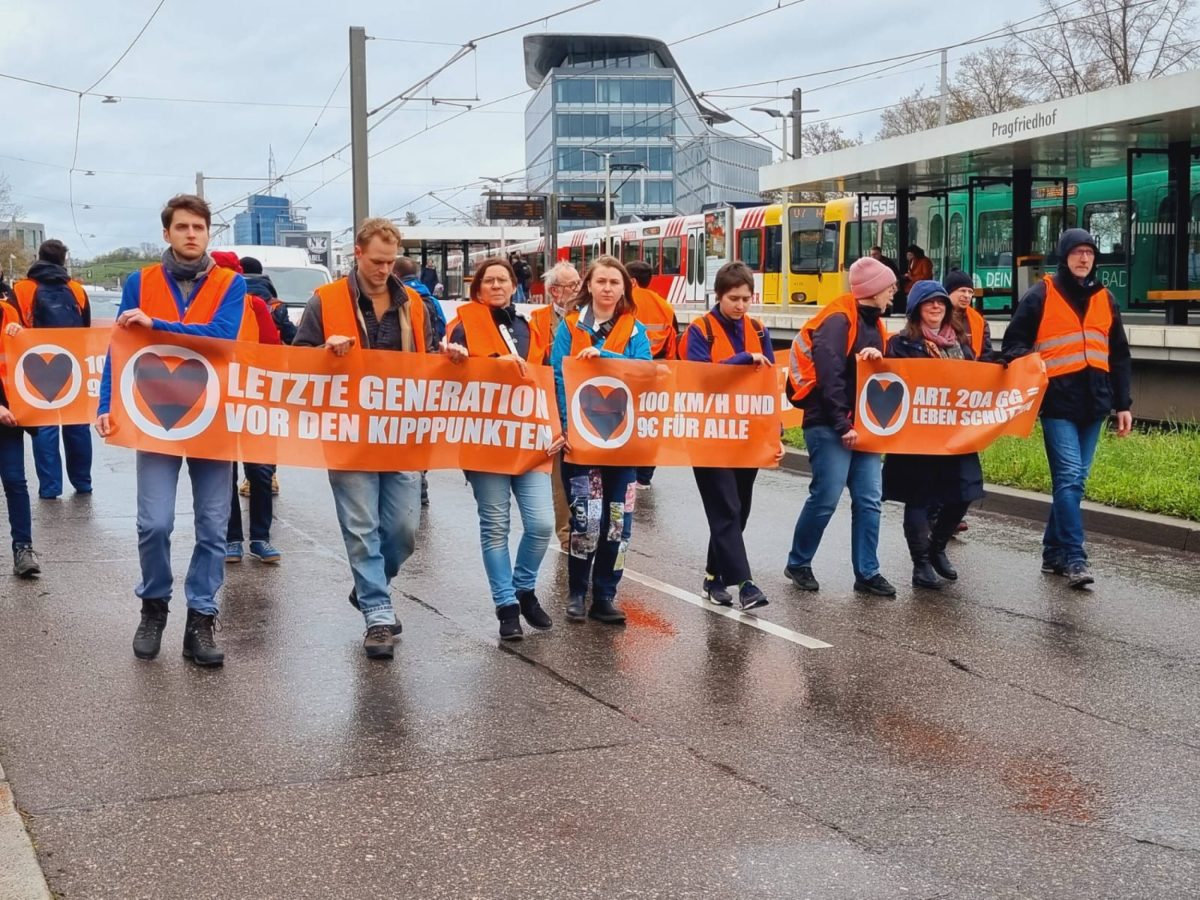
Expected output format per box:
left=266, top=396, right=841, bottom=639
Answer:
left=759, top=68, right=1200, bottom=324
left=393, top=225, right=540, bottom=299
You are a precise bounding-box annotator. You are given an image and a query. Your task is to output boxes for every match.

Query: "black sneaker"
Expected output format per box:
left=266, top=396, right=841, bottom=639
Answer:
left=497, top=603, right=524, bottom=640
left=349, top=588, right=401, bottom=635
left=13, top=544, right=41, bottom=578
left=516, top=589, right=552, bottom=630
left=1041, top=560, right=1066, bottom=576
left=784, top=564, right=819, bottom=592
left=566, top=594, right=587, bottom=621
left=363, top=624, right=395, bottom=659
left=702, top=574, right=733, bottom=606
left=1066, top=563, right=1094, bottom=589
left=854, top=573, right=897, bottom=597
left=182, top=610, right=224, bottom=667
left=132, top=598, right=169, bottom=660
left=738, top=581, right=769, bottom=612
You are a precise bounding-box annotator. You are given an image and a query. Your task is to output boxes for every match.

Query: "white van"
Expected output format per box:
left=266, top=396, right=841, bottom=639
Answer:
left=216, top=245, right=332, bottom=314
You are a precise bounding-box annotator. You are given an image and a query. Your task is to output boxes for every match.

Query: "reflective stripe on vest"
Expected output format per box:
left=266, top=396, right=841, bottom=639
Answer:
left=1033, top=275, right=1112, bottom=376
left=448, top=299, right=545, bottom=364
left=965, top=306, right=986, bottom=360
left=137, top=263, right=256, bottom=340
left=679, top=312, right=764, bottom=363
left=631, top=286, right=676, bottom=358
left=315, top=277, right=427, bottom=353
left=788, top=294, right=886, bottom=401
left=566, top=309, right=635, bottom=356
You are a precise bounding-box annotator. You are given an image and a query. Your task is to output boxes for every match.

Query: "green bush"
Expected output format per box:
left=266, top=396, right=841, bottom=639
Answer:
left=783, top=423, right=1200, bottom=521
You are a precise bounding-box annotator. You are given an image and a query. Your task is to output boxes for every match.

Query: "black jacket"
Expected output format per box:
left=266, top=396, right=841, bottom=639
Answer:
left=796, top=303, right=886, bottom=435
left=293, top=270, right=439, bottom=352
left=448, top=303, right=536, bottom=360
left=881, top=331, right=985, bottom=505
left=244, top=273, right=296, bottom=344
left=21, top=261, right=91, bottom=328
left=1002, top=233, right=1132, bottom=423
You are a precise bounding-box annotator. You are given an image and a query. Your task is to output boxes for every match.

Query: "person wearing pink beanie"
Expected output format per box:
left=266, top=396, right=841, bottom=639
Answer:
left=784, top=256, right=898, bottom=597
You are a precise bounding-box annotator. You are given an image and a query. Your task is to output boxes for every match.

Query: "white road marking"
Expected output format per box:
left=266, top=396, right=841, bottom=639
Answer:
left=552, top=548, right=833, bottom=650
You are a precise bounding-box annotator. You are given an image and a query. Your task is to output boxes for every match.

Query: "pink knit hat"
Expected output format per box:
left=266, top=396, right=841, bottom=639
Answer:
left=849, top=256, right=897, bottom=299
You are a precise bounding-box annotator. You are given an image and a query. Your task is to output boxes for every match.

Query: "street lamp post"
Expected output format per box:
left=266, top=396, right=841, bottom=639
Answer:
left=480, top=175, right=519, bottom=254
left=582, top=149, right=618, bottom=255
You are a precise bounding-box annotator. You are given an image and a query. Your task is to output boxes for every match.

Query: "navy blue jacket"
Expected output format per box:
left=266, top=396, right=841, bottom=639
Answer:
left=684, top=309, right=775, bottom=365
left=448, top=303, right=534, bottom=359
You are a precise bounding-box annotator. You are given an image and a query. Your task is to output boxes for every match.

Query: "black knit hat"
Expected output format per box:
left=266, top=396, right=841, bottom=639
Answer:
left=240, top=256, right=263, bottom=274
left=942, top=270, right=973, bottom=294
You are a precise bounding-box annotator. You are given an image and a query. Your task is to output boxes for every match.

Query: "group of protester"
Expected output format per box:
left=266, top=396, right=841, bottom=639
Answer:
left=0, top=194, right=1133, bottom=667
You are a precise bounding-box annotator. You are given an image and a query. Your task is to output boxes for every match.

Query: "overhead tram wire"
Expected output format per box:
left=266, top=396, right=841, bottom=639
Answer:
left=68, top=0, right=168, bottom=251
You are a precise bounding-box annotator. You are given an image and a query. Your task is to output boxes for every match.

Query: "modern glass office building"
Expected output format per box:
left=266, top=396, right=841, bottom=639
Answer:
left=233, top=195, right=306, bottom=246
left=523, top=35, right=770, bottom=226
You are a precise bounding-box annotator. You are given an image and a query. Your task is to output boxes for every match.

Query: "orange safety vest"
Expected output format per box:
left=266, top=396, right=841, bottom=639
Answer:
left=788, top=294, right=887, bottom=401
left=630, top=285, right=677, bottom=359
left=315, top=277, right=428, bottom=353
left=447, top=300, right=545, bottom=364
left=528, top=304, right=561, bottom=359
left=678, top=311, right=764, bottom=363
left=138, top=263, right=257, bottom=341
left=566, top=308, right=636, bottom=357
left=0, top=300, right=18, bottom=380
left=1033, top=276, right=1112, bottom=377
left=964, top=305, right=987, bottom=359
left=12, top=278, right=88, bottom=327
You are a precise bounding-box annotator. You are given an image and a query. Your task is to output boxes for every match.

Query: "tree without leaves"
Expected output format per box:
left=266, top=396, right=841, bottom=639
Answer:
left=1010, top=0, right=1200, bottom=99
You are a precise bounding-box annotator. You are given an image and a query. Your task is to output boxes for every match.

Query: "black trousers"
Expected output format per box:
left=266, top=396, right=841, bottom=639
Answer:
left=903, top=500, right=970, bottom=553
left=693, top=466, right=758, bottom=585
left=228, top=462, right=274, bottom=543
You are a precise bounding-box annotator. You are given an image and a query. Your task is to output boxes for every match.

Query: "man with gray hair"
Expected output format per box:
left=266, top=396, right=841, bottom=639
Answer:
left=530, top=261, right=582, bottom=549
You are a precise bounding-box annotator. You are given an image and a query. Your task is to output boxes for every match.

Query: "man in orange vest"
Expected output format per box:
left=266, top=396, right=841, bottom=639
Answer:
left=96, top=194, right=248, bottom=667
left=1003, top=228, right=1133, bottom=588
left=530, top=262, right=582, bottom=549
left=784, top=256, right=897, bottom=597
left=625, top=259, right=679, bottom=488
left=12, top=238, right=93, bottom=500
left=293, top=217, right=439, bottom=661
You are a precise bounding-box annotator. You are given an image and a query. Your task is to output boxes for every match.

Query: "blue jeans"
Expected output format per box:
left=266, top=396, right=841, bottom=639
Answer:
left=787, top=425, right=883, bottom=580
left=560, top=462, right=635, bottom=600
left=328, top=470, right=420, bottom=628
left=0, top=428, right=32, bottom=549
left=135, top=452, right=232, bottom=615
left=32, top=424, right=92, bottom=497
left=465, top=470, right=554, bottom=608
left=1041, top=417, right=1104, bottom=567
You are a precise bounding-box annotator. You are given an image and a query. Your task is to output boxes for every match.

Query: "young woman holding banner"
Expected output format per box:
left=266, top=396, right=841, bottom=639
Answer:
left=680, top=261, right=781, bottom=611
left=444, top=258, right=560, bottom=641
left=882, top=280, right=986, bottom=590
left=550, top=256, right=652, bottom=624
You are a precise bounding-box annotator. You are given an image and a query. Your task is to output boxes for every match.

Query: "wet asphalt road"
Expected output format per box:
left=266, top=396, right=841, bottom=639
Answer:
left=0, top=441, right=1197, bottom=899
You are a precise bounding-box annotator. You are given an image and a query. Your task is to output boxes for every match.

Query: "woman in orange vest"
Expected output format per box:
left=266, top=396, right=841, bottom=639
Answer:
left=444, top=257, right=561, bottom=640
left=549, top=255, right=652, bottom=624
left=682, top=261, right=782, bottom=611
left=882, top=280, right=988, bottom=590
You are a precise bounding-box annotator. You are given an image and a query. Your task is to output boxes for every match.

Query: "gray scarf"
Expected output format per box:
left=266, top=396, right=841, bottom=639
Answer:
left=161, top=248, right=211, bottom=283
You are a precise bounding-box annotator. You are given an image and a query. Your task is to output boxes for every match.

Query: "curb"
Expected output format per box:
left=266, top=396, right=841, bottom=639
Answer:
left=0, top=763, right=52, bottom=900
left=779, top=448, right=1200, bottom=554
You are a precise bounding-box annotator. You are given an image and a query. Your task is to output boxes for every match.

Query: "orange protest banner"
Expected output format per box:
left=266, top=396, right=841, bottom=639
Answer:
left=104, top=327, right=560, bottom=474
left=1, top=327, right=111, bottom=426
left=776, top=363, right=804, bottom=429
left=852, top=354, right=1047, bottom=454
left=562, top=357, right=780, bottom=467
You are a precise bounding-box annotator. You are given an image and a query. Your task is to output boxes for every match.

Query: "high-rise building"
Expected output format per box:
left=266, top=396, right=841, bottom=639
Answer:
left=523, top=34, right=771, bottom=227
left=232, top=195, right=306, bottom=245
left=0, top=220, right=46, bottom=254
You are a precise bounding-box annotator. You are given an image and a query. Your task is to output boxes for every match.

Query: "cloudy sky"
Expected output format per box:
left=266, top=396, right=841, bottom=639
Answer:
left=1, top=0, right=1046, bottom=258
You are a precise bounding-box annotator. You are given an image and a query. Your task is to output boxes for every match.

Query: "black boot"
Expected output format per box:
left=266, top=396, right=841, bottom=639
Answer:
left=516, top=589, right=552, bottom=629
left=497, top=603, right=523, bottom=640
left=588, top=595, right=626, bottom=624
left=132, top=598, right=169, bottom=660
left=929, top=539, right=958, bottom=581
left=182, top=609, right=225, bottom=667
left=905, top=525, right=941, bottom=590
left=566, top=594, right=586, bottom=621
